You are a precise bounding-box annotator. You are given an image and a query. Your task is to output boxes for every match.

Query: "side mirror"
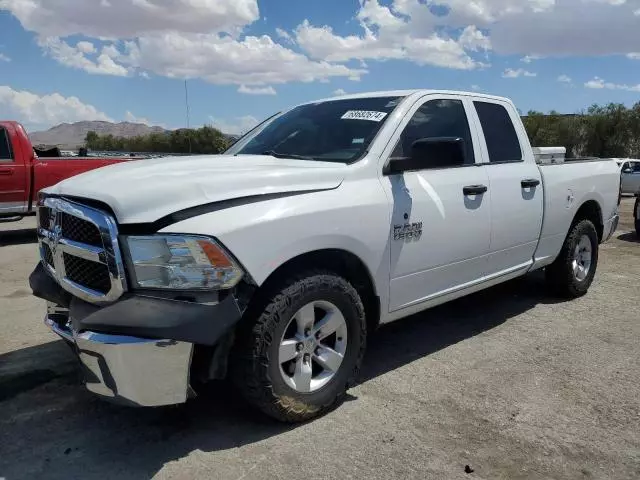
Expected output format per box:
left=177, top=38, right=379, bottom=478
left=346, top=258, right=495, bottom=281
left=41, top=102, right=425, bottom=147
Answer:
left=385, top=137, right=466, bottom=174
left=622, top=168, right=633, bottom=174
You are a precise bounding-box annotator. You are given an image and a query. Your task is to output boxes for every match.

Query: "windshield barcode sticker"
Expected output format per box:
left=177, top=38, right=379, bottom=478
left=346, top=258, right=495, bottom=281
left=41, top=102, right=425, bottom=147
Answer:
left=341, top=110, right=388, bottom=122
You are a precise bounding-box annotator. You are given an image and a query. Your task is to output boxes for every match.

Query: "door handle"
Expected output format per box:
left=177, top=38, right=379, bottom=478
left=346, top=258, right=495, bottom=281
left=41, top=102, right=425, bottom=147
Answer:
left=463, top=184, right=488, bottom=195
left=0, top=168, right=13, bottom=175
left=521, top=178, right=540, bottom=188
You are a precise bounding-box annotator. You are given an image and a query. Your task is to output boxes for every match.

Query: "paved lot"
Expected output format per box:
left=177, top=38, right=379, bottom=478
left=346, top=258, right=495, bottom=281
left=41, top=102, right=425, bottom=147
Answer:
left=1, top=199, right=639, bottom=480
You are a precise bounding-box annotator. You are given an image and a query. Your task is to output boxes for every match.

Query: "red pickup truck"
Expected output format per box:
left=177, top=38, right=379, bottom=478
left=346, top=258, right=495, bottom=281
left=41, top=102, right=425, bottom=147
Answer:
left=1, top=121, right=135, bottom=220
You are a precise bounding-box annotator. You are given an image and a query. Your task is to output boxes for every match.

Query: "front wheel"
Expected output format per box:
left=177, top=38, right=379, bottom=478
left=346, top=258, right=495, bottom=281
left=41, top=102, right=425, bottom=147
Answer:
left=545, top=219, right=599, bottom=298
left=231, top=272, right=367, bottom=422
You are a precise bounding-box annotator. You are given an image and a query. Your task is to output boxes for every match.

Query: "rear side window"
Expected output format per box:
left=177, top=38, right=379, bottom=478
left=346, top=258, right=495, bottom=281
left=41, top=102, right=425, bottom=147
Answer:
left=474, top=101, right=522, bottom=163
left=0, top=127, right=13, bottom=161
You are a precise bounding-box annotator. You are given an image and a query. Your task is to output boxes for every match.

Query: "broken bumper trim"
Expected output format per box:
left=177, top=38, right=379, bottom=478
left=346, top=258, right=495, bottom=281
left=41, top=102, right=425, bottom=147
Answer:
left=45, top=311, right=193, bottom=407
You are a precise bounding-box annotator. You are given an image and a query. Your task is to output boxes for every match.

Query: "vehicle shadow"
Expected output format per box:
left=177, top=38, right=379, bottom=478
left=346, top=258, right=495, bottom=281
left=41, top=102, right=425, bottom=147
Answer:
left=360, top=271, right=559, bottom=383
left=617, top=232, right=639, bottom=244
left=0, top=340, right=78, bottom=402
left=0, top=228, right=37, bottom=246
left=0, top=272, right=565, bottom=479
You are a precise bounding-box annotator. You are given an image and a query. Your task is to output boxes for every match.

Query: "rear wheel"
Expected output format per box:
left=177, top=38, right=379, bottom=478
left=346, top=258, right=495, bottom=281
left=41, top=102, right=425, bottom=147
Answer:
left=634, top=198, right=639, bottom=237
left=231, top=272, right=366, bottom=422
left=545, top=219, right=599, bottom=298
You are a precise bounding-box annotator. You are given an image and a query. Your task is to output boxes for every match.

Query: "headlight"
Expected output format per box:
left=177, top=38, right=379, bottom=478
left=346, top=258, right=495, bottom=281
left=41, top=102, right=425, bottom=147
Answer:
left=125, top=235, right=243, bottom=290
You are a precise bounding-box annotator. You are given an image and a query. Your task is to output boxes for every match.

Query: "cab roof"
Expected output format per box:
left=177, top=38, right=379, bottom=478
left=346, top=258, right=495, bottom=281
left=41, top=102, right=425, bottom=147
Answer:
left=302, top=89, right=512, bottom=105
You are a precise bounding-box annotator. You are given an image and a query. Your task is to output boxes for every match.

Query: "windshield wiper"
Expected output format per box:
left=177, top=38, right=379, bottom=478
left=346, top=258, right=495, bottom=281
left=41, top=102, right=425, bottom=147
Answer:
left=261, top=150, right=316, bottom=161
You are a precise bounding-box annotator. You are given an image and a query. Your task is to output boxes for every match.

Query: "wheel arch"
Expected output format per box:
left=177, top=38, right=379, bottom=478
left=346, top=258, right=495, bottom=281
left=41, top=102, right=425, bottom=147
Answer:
left=254, top=248, right=381, bottom=334
left=572, top=199, right=604, bottom=242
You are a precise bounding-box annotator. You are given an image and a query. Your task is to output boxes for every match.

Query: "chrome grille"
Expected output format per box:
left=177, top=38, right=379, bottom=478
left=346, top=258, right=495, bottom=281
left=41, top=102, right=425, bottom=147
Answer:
left=60, top=212, right=103, bottom=246
left=37, top=197, right=126, bottom=304
left=63, top=253, right=112, bottom=294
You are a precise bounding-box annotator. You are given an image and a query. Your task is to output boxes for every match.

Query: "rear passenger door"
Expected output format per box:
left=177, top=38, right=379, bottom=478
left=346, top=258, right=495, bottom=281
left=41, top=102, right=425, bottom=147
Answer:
left=471, top=100, right=543, bottom=277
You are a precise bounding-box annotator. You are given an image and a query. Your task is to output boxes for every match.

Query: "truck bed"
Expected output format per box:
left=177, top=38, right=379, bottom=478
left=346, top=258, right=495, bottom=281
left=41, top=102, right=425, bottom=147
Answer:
left=533, top=158, right=621, bottom=268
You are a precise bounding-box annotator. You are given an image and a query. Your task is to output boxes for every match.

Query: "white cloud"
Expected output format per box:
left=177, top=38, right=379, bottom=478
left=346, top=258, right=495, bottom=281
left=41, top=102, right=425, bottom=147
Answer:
left=557, top=74, right=572, bottom=83
left=124, top=111, right=151, bottom=125
left=208, top=115, right=259, bottom=135
left=333, top=88, right=347, bottom=96
left=0, top=85, right=113, bottom=128
left=294, top=0, right=640, bottom=61
left=238, top=85, right=277, bottom=95
left=294, top=9, right=488, bottom=71
left=584, top=77, right=640, bottom=92
left=276, top=27, right=294, bottom=44
left=521, top=55, right=542, bottom=63
left=1, top=0, right=364, bottom=86
left=0, top=0, right=259, bottom=38
left=116, top=33, right=366, bottom=85
left=0, top=52, right=10, bottom=62
left=502, top=68, right=537, bottom=78
left=38, top=37, right=128, bottom=76
left=294, top=0, right=634, bottom=69
left=76, top=41, right=95, bottom=54
left=471, top=84, right=482, bottom=91
left=458, top=26, right=492, bottom=52
left=3, top=0, right=640, bottom=87
left=488, top=0, right=640, bottom=57
left=628, top=53, right=640, bottom=59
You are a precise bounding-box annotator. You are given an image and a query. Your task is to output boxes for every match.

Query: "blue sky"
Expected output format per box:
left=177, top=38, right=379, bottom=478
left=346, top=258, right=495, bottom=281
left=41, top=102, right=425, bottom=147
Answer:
left=0, top=0, right=639, bottom=134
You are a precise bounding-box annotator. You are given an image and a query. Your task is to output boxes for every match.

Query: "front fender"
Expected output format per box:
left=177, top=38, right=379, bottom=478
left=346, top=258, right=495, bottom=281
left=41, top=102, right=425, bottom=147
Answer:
left=161, top=183, right=391, bottom=298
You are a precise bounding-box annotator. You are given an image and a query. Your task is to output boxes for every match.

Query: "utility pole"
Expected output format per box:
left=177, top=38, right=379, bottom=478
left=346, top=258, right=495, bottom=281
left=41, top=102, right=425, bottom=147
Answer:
left=184, top=79, right=192, bottom=153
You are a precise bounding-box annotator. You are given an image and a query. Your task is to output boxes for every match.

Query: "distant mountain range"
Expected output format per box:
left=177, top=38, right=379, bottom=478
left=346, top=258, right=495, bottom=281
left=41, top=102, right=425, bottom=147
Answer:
left=29, top=121, right=168, bottom=149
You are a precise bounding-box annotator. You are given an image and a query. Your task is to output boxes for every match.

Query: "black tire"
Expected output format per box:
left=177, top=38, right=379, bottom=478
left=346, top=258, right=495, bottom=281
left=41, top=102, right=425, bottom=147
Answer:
left=634, top=198, right=640, bottom=237
left=230, top=271, right=367, bottom=422
left=545, top=219, right=599, bottom=298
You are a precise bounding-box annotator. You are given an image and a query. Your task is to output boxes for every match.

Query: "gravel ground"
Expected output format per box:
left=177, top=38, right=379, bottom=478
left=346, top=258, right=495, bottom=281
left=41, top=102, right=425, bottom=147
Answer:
left=1, top=198, right=639, bottom=480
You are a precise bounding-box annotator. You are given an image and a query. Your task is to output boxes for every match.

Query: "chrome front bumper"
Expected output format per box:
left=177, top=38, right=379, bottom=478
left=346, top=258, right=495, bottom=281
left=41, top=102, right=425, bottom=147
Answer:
left=46, top=305, right=193, bottom=407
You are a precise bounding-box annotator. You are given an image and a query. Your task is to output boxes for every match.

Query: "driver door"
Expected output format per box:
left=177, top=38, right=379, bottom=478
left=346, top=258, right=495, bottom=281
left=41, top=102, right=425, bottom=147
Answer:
left=0, top=125, right=28, bottom=215
left=381, top=95, right=492, bottom=312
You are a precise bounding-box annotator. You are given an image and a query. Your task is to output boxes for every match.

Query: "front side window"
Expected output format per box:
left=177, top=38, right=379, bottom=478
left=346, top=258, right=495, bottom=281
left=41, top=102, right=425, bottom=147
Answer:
left=0, top=127, right=13, bottom=161
left=390, top=99, right=475, bottom=168
left=226, top=96, right=404, bottom=163
left=474, top=101, right=523, bottom=163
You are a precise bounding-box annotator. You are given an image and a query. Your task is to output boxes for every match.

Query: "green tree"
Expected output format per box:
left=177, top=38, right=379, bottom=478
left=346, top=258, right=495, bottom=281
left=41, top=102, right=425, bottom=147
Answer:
left=85, top=126, right=230, bottom=155
left=522, top=103, right=638, bottom=159
left=85, top=130, right=99, bottom=149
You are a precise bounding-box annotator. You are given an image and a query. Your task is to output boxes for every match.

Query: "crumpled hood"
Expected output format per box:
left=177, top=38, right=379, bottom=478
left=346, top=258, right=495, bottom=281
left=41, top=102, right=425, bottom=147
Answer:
left=44, top=155, right=347, bottom=224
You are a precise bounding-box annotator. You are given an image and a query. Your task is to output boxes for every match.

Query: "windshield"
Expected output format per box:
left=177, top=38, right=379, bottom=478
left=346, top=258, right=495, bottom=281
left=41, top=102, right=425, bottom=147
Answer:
left=226, top=96, right=404, bottom=163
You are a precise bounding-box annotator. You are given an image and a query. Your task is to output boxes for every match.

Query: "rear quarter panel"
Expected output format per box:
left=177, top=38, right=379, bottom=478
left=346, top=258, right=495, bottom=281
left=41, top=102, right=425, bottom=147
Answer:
left=533, top=159, right=620, bottom=268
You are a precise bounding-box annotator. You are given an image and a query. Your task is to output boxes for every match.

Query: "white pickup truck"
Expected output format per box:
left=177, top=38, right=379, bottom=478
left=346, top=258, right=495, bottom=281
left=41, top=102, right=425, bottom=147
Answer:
left=30, top=90, right=621, bottom=422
